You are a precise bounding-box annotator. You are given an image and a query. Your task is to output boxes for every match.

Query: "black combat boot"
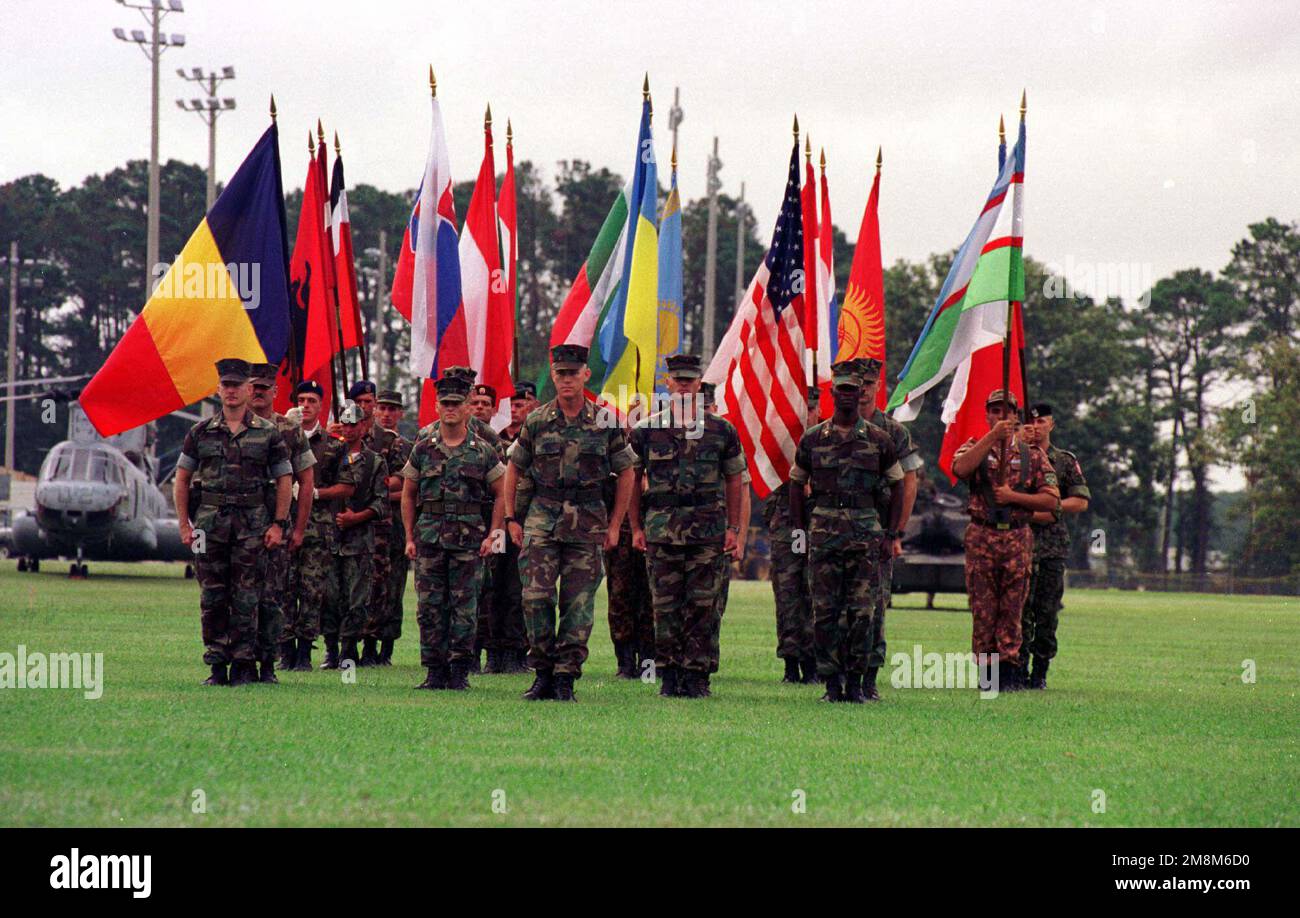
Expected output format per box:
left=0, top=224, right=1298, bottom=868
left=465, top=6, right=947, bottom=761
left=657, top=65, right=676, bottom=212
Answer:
left=863, top=666, right=882, bottom=702
left=684, top=671, right=712, bottom=699
left=293, top=639, right=313, bottom=672
left=523, top=670, right=555, bottom=701
left=821, top=673, right=844, bottom=702
left=843, top=672, right=866, bottom=704
left=447, top=661, right=470, bottom=691
left=511, top=648, right=531, bottom=673
left=414, top=665, right=446, bottom=690
left=359, top=638, right=379, bottom=667
left=615, top=642, right=638, bottom=679
left=320, top=636, right=340, bottom=670
left=482, top=649, right=500, bottom=674
left=339, top=639, right=359, bottom=668
left=471, top=648, right=484, bottom=674
left=228, top=660, right=256, bottom=686
left=553, top=672, right=576, bottom=702
left=378, top=639, right=395, bottom=666
left=639, top=639, right=657, bottom=676
left=1001, top=661, right=1022, bottom=692
left=800, top=657, right=821, bottom=684
left=259, top=655, right=278, bottom=684
left=202, top=663, right=229, bottom=686
left=659, top=666, right=679, bottom=697
left=278, top=640, right=295, bottom=670
left=1029, top=656, right=1049, bottom=690
left=782, top=657, right=801, bottom=684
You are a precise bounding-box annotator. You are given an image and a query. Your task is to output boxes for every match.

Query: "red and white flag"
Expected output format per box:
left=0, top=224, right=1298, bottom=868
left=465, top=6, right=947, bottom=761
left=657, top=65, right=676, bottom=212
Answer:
left=704, top=142, right=809, bottom=499
left=329, top=146, right=365, bottom=362
left=497, top=120, right=518, bottom=380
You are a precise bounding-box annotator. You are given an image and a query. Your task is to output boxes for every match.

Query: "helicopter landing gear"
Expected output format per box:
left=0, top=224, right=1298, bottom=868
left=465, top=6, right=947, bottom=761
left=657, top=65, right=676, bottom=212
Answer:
left=69, top=563, right=88, bottom=579
left=17, top=557, right=28, bottom=572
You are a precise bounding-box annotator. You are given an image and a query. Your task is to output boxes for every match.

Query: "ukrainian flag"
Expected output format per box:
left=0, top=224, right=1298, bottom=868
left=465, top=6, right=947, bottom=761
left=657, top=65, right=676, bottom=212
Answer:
left=596, top=97, right=658, bottom=415
left=80, top=123, right=291, bottom=436
left=654, top=165, right=683, bottom=393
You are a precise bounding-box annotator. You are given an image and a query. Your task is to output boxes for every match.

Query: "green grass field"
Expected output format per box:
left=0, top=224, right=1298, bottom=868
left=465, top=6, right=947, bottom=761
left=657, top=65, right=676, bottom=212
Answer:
left=1, top=561, right=1296, bottom=827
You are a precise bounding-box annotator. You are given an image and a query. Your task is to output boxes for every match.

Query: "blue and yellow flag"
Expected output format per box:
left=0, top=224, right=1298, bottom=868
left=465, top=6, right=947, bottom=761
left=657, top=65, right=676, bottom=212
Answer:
left=654, top=164, right=683, bottom=393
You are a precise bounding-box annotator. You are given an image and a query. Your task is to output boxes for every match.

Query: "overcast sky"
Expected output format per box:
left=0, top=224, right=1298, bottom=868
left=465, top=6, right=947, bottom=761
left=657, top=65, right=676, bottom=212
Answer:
left=3, top=0, right=1296, bottom=485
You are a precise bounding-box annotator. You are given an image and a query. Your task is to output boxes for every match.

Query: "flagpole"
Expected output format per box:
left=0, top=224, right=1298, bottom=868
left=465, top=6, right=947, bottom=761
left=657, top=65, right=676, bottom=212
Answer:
left=336, top=131, right=369, bottom=383
left=320, top=121, right=351, bottom=409
left=507, top=118, right=519, bottom=382
left=274, top=94, right=302, bottom=392
left=1015, top=93, right=1030, bottom=416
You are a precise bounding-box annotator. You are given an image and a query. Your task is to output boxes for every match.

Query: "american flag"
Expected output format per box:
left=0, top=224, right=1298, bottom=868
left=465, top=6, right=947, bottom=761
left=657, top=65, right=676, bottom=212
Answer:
left=703, top=142, right=810, bottom=498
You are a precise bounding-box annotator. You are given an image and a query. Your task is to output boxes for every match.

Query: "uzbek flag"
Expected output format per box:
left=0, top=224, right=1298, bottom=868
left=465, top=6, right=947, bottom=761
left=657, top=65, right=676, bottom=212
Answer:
left=80, top=123, right=290, bottom=436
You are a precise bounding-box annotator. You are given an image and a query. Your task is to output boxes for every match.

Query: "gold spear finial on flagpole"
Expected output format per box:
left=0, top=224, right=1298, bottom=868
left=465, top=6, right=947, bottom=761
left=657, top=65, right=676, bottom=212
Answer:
left=999, top=114, right=1006, bottom=144
left=1020, top=88, right=1027, bottom=120
left=269, top=94, right=277, bottom=123
left=643, top=73, right=650, bottom=100
left=819, top=146, right=826, bottom=171
left=334, top=131, right=341, bottom=156
left=485, top=103, right=492, bottom=130
left=876, top=146, right=882, bottom=173
left=429, top=65, right=436, bottom=98
left=317, top=119, right=325, bottom=149
left=506, top=119, right=513, bottom=147
left=307, top=130, right=315, bottom=156
left=671, top=139, right=677, bottom=174
left=804, top=133, right=811, bottom=163
left=793, top=114, right=799, bottom=143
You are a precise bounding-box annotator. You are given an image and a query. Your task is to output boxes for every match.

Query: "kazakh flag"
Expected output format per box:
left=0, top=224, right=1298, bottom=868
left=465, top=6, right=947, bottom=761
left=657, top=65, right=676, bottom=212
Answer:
left=80, top=122, right=290, bottom=436
left=654, top=160, right=683, bottom=394
left=596, top=93, right=658, bottom=414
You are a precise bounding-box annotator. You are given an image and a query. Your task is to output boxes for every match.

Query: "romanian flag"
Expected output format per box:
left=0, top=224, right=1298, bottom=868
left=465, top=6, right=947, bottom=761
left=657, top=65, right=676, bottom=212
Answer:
left=595, top=94, right=658, bottom=415
left=80, top=123, right=290, bottom=436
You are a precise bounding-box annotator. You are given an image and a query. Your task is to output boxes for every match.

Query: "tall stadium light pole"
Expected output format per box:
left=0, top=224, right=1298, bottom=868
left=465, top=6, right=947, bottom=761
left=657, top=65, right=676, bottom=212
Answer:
left=734, top=181, right=746, bottom=304
left=177, top=67, right=236, bottom=209
left=112, top=0, right=186, bottom=294
left=703, top=136, right=722, bottom=356
left=5, top=242, right=16, bottom=473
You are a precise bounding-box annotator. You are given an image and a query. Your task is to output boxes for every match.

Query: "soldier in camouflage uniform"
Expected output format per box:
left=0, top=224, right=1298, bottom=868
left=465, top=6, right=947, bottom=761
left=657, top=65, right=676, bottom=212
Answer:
left=174, top=358, right=293, bottom=686
left=289, top=380, right=358, bottom=671
left=700, top=381, right=751, bottom=679
left=951, top=390, right=1059, bottom=691
left=628, top=354, right=747, bottom=699
left=504, top=344, right=635, bottom=702
left=467, top=382, right=502, bottom=671
left=321, top=401, right=389, bottom=668
left=767, top=386, right=822, bottom=684
left=855, top=357, right=924, bottom=701
left=353, top=383, right=407, bottom=666
left=402, top=374, right=506, bottom=691
left=1020, top=402, right=1090, bottom=689
left=491, top=380, right=535, bottom=674
left=789, top=361, right=904, bottom=703
left=604, top=466, right=654, bottom=679
left=248, top=363, right=316, bottom=683
left=371, top=389, right=414, bottom=666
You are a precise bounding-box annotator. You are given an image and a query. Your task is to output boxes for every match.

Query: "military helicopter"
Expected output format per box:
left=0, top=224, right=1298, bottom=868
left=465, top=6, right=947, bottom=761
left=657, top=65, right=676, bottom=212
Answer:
left=890, top=475, right=970, bottom=606
left=11, top=403, right=192, bottom=577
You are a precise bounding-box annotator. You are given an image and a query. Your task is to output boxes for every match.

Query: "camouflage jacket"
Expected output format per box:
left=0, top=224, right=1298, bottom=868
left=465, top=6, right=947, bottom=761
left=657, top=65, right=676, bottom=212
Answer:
left=764, top=482, right=797, bottom=544
left=1031, top=443, right=1090, bottom=560
left=365, top=425, right=414, bottom=543
left=401, top=426, right=505, bottom=552
left=790, top=418, right=903, bottom=551
left=177, top=410, right=292, bottom=540
left=421, top=415, right=504, bottom=460
left=302, top=425, right=360, bottom=544
left=265, top=411, right=316, bottom=518
left=338, top=446, right=389, bottom=556
left=507, top=398, right=635, bottom=544
left=868, top=407, right=923, bottom=518
left=954, top=437, right=1058, bottom=528
left=630, top=409, right=746, bottom=545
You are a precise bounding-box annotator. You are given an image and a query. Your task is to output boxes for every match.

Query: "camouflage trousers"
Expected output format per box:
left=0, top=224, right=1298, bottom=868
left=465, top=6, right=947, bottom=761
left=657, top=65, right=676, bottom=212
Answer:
left=868, top=556, right=893, bottom=670
left=708, top=558, right=732, bottom=674
left=289, top=536, right=335, bottom=641
left=519, top=535, right=603, bottom=676
left=1021, top=556, right=1066, bottom=661
left=363, top=530, right=393, bottom=641
left=645, top=541, right=727, bottom=675
left=196, top=526, right=265, bottom=666
left=809, top=538, right=884, bottom=677
left=965, top=524, right=1033, bottom=666
left=487, top=541, right=527, bottom=652
left=321, top=551, right=372, bottom=641
left=604, top=526, right=653, bottom=649
left=385, top=538, right=408, bottom=641
left=770, top=538, right=813, bottom=661
left=256, top=543, right=291, bottom=659
left=414, top=545, right=482, bottom=668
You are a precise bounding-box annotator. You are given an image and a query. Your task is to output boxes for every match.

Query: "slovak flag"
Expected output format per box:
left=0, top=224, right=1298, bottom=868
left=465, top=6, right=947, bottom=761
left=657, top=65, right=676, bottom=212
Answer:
left=391, top=94, right=468, bottom=425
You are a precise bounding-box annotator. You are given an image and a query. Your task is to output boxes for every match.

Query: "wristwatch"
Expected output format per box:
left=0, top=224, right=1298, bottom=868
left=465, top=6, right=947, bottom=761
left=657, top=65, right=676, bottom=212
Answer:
left=504, top=516, right=517, bottom=526
left=275, top=518, right=291, bottom=530
left=727, top=525, right=741, bottom=534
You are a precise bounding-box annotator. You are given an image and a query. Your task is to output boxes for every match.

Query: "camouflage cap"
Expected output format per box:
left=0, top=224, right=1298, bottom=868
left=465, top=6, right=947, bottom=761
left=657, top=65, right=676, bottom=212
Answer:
left=550, top=344, right=588, bottom=369
left=348, top=380, right=377, bottom=399
left=249, top=362, right=279, bottom=384
left=435, top=375, right=471, bottom=403
left=471, top=383, right=497, bottom=402
left=665, top=353, right=703, bottom=379
left=831, top=359, right=865, bottom=389
left=294, top=379, right=324, bottom=399
left=513, top=380, right=537, bottom=399
left=1028, top=402, right=1053, bottom=420
left=376, top=389, right=404, bottom=408
left=854, top=356, right=884, bottom=379
left=215, top=357, right=251, bottom=384
left=338, top=400, right=363, bottom=424
left=700, top=381, right=717, bottom=400
left=985, top=388, right=1020, bottom=409
left=443, top=365, right=477, bottom=382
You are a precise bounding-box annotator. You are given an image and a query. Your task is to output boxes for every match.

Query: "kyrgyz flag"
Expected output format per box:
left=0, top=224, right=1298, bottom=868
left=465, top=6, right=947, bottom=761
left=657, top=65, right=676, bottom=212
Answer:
left=80, top=123, right=290, bottom=436
left=837, top=153, right=888, bottom=410
left=889, top=118, right=1027, bottom=481
left=460, top=109, right=515, bottom=431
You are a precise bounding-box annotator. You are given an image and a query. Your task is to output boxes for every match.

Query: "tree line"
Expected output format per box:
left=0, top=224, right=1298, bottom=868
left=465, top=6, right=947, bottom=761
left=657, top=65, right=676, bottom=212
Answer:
left=1, top=158, right=1296, bottom=577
